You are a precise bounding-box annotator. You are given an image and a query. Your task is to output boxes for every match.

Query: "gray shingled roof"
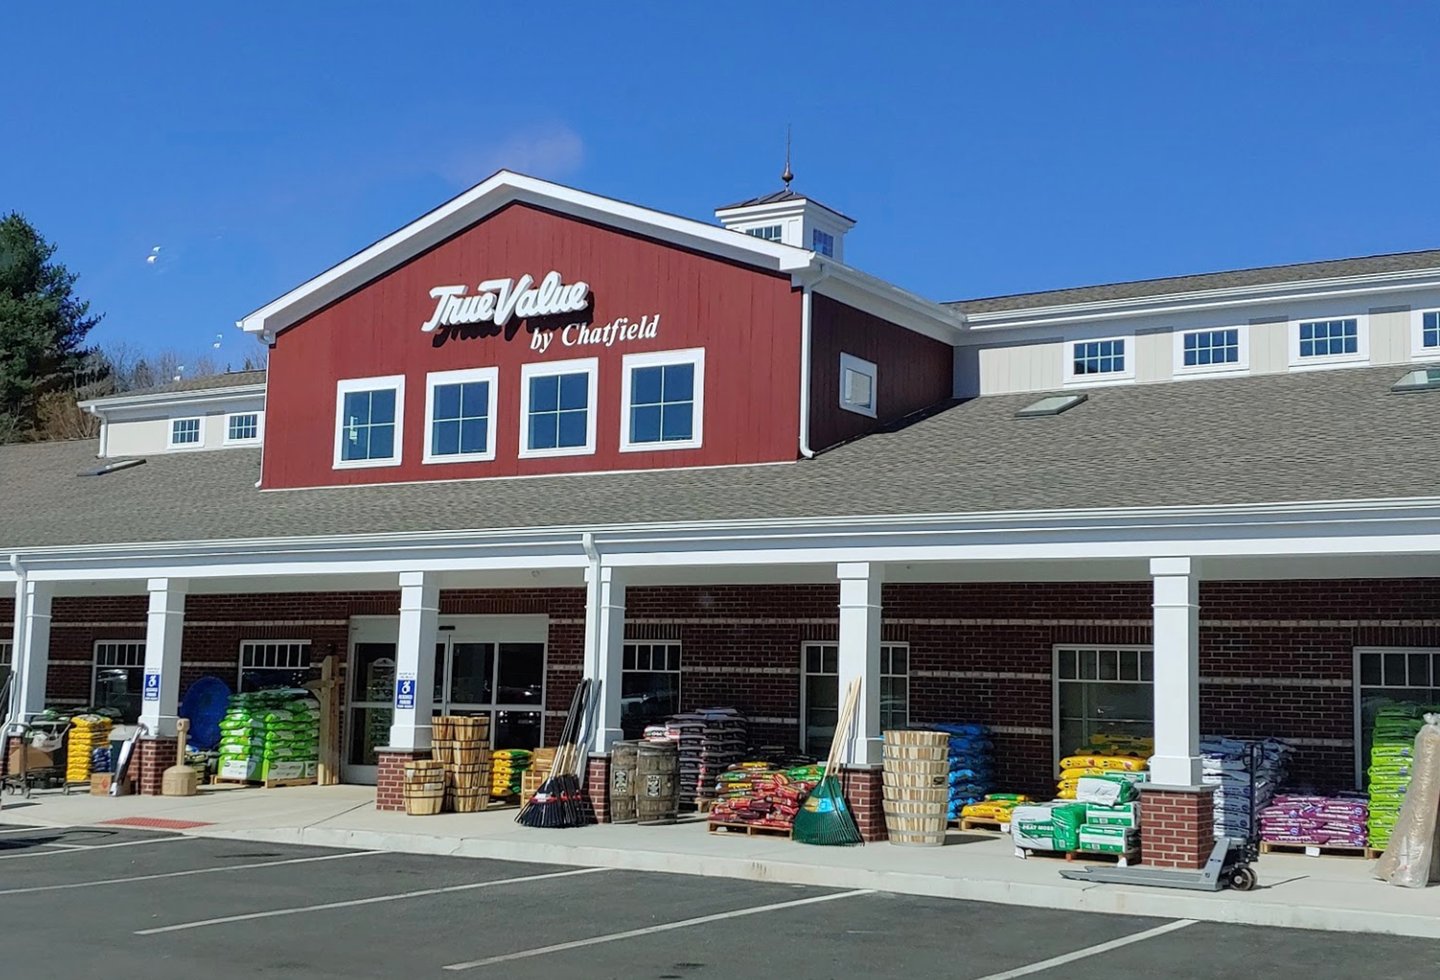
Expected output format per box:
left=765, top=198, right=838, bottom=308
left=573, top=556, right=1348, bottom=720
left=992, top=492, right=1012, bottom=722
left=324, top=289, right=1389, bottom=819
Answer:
left=1, top=365, right=1436, bottom=551
left=113, top=370, right=267, bottom=399
left=948, top=248, right=1440, bottom=315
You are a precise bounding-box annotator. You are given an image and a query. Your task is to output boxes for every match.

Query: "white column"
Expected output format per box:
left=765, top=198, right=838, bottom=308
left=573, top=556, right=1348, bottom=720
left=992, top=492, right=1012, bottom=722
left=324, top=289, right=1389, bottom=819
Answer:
left=585, top=564, right=628, bottom=753
left=1150, top=557, right=1202, bottom=786
left=837, top=561, right=884, bottom=765
left=388, top=571, right=439, bottom=751
left=10, top=580, right=54, bottom=727
left=138, top=577, right=187, bottom=738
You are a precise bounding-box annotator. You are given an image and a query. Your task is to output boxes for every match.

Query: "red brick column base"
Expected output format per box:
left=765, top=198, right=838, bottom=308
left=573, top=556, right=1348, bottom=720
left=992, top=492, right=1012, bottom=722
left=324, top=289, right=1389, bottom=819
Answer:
left=586, top=754, right=611, bottom=823
left=375, top=748, right=430, bottom=812
left=135, top=737, right=180, bottom=796
left=839, top=765, right=888, bottom=842
left=1138, top=784, right=1216, bottom=869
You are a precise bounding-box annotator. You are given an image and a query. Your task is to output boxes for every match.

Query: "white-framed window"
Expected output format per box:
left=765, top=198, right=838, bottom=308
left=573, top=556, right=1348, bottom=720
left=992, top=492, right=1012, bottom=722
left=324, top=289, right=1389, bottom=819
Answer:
left=238, top=640, right=312, bottom=693
left=1354, top=647, right=1440, bottom=788
left=1289, top=315, right=1368, bottom=367
left=423, top=367, right=499, bottom=464
left=621, top=641, right=681, bottom=738
left=1412, top=310, right=1440, bottom=361
left=745, top=225, right=783, bottom=241
left=93, top=641, right=146, bottom=723
left=518, top=357, right=598, bottom=459
left=333, top=375, right=405, bottom=469
left=619, top=348, right=704, bottom=452
left=1053, top=645, right=1153, bottom=763
left=167, top=417, right=203, bottom=449
left=224, top=412, right=262, bottom=445
left=1063, top=336, right=1135, bottom=385
left=800, top=642, right=909, bottom=757
left=1173, top=326, right=1248, bottom=375
left=838, top=352, right=877, bottom=418
left=812, top=228, right=835, bottom=257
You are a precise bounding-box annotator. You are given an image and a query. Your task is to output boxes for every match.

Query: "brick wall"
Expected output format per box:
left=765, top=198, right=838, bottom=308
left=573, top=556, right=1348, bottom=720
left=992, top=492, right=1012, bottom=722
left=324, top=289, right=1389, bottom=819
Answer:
left=586, top=754, right=610, bottom=823
left=1139, top=786, right=1216, bottom=869
left=135, top=736, right=179, bottom=796
left=375, top=748, right=429, bottom=812
left=839, top=765, right=887, bottom=842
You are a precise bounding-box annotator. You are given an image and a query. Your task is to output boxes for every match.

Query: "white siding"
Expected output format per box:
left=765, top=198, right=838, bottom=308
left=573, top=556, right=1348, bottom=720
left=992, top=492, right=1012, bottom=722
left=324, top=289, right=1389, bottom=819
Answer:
left=1368, top=306, right=1411, bottom=365
left=1134, top=330, right=1170, bottom=384
left=1248, top=317, right=1289, bottom=375
left=106, top=417, right=174, bottom=456
left=978, top=340, right=1064, bottom=395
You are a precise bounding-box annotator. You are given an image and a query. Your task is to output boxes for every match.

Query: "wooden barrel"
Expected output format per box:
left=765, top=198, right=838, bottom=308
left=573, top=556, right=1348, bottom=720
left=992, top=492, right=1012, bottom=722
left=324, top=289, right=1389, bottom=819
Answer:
left=609, top=741, right=639, bottom=824
left=403, top=760, right=445, bottom=816
left=881, top=730, right=949, bottom=846
left=634, top=742, right=678, bottom=824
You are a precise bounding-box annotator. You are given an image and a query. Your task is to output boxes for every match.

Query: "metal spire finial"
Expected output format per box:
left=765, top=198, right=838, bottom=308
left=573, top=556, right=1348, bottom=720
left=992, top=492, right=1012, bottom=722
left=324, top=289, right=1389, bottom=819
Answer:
left=781, top=125, right=794, bottom=191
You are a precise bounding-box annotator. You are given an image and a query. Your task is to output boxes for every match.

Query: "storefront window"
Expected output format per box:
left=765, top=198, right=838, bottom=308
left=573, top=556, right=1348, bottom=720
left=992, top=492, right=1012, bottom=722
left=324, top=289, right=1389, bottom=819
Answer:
left=93, top=641, right=146, bottom=723
left=1355, top=647, right=1440, bottom=786
left=1054, top=646, right=1153, bottom=760
left=621, top=642, right=681, bottom=738
left=801, top=642, right=910, bottom=758
left=238, top=640, right=311, bottom=693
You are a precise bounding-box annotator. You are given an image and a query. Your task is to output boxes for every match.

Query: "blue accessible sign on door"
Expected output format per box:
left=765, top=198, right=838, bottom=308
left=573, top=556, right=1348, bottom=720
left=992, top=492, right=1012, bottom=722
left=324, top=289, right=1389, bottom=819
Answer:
left=395, top=676, right=416, bottom=710
left=143, top=671, right=161, bottom=702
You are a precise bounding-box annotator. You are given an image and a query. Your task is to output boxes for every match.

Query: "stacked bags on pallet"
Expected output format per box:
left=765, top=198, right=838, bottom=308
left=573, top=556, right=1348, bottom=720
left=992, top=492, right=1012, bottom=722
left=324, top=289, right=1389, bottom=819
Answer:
left=1012, top=776, right=1140, bottom=855
left=1200, top=735, right=1293, bottom=839
left=217, top=690, right=320, bottom=782
left=1369, top=705, right=1428, bottom=850
left=709, top=762, right=822, bottom=830
left=1055, top=734, right=1151, bottom=799
left=66, top=715, right=113, bottom=783
left=1260, top=794, right=1369, bottom=848
left=491, top=749, right=532, bottom=798
left=930, top=723, right=994, bottom=820
left=960, top=794, right=1030, bottom=826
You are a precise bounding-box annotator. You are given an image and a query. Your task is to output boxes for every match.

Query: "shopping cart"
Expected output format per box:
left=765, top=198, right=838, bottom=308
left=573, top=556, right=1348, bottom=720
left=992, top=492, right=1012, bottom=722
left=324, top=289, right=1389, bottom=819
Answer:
left=1, top=717, right=73, bottom=800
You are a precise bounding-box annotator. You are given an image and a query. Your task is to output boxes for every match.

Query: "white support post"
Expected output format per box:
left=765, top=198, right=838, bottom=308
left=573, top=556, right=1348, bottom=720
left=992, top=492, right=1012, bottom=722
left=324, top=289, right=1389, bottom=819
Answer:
left=138, top=577, right=187, bottom=739
left=388, top=571, right=439, bottom=751
left=837, top=561, right=884, bottom=766
left=11, top=580, right=53, bottom=728
left=1150, top=557, right=1203, bottom=786
left=585, top=564, right=628, bottom=753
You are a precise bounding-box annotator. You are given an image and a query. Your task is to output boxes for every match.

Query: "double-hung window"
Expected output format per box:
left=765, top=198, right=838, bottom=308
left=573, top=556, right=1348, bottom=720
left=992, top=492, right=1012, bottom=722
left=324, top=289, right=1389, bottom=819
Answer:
left=334, top=376, right=404, bottom=468
left=239, top=640, right=312, bottom=693
left=1413, top=310, right=1440, bottom=360
left=224, top=412, right=261, bottom=444
left=801, top=642, right=910, bottom=756
left=168, top=417, right=203, bottom=449
left=93, top=641, right=147, bottom=723
left=1292, top=317, right=1365, bottom=366
left=424, top=368, right=498, bottom=463
left=1064, top=336, right=1134, bottom=384
left=1054, top=645, right=1153, bottom=762
left=838, top=352, right=877, bottom=417
left=620, top=349, right=704, bottom=451
left=1175, top=327, right=1246, bottom=375
left=621, top=642, right=681, bottom=738
left=520, top=358, right=597, bottom=458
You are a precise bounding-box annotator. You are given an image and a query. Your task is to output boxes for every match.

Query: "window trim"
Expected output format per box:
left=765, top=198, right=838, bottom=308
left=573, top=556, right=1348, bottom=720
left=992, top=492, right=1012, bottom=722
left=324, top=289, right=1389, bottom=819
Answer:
left=518, top=357, right=599, bottom=460
left=422, top=367, right=499, bottom=464
left=618, top=348, right=705, bottom=452
left=1062, top=334, right=1136, bottom=386
left=745, top=224, right=783, bottom=241
left=222, top=411, right=263, bottom=446
left=799, top=641, right=910, bottom=752
left=237, top=639, right=312, bottom=690
left=166, top=416, right=205, bottom=450
left=1051, top=643, right=1153, bottom=766
left=838, top=352, right=878, bottom=418
left=92, top=640, right=147, bottom=722
left=1288, top=314, right=1369, bottom=369
left=1172, top=325, right=1249, bottom=377
left=620, top=640, right=682, bottom=734
left=1411, top=309, right=1440, bottom=362
left=333, top=375, right=406, bottom=470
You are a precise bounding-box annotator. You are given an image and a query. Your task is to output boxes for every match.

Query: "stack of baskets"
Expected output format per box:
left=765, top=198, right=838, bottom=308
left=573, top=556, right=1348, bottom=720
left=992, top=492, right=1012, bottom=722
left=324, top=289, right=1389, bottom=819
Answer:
left=403, top=759, right=445, bottom=816
left=881, top=730, right=951, bottom=846
left=432, top=716, right=492, bottom=813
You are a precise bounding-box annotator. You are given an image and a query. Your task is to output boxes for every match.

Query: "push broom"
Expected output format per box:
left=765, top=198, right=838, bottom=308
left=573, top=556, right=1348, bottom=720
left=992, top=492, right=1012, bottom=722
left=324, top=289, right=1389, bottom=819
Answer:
left=516, top=679, right=593, bottom=829
left=792, top=677, right=865, bottom=846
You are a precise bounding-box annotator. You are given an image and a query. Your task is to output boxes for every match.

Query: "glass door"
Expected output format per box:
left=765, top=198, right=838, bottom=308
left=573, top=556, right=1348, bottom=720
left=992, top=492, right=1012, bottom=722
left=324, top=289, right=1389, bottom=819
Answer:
left=432, top=634, right=544, bottom=750
left=344, top=641, right=396, bottom=784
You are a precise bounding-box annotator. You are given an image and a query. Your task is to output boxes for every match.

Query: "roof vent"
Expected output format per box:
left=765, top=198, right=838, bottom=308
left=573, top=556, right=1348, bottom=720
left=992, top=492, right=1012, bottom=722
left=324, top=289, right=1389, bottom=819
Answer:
left=78, top=458, right=146, bottom=477
left=1391, top=368, right=1440, bottom=393
left=1015, top=393, right=1087, bottom=418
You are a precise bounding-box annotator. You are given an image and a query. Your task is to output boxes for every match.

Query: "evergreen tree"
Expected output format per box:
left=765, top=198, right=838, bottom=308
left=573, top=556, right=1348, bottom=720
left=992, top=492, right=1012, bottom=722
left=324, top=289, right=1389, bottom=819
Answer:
left=0, top=212, right=102, bottom=440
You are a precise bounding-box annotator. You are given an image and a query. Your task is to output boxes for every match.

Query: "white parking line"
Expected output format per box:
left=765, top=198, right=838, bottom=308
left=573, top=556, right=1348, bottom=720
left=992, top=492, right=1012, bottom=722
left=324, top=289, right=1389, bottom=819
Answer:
left=136, top=866, right=609, bottom=935
left=967, top=919, right=1199, bottom=980
left=0, top=836, right=191, bottom=861
left=442, top=888, right=875, bottom=971
left=0, top=848, right=375, bottom=896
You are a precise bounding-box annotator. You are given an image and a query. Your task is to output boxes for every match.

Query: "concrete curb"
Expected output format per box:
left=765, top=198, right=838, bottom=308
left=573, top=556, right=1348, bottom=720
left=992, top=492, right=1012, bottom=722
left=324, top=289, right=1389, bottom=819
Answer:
left=191, top=825, right=1440, bottom=940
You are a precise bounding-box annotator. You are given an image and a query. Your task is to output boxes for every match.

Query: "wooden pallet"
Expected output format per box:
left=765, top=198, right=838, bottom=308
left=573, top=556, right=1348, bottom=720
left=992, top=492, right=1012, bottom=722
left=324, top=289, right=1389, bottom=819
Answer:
left=1367, top=847, right=1386, bottom=860
left=955, top=817, right=1010, bottom=834
left=708, top=820, right=791, bottom=838
left=1017, top=846, right=1136, bottom=866
left=212, top=776, right=318, bottom=789
left=1259, top=841, right=1369, bottom=859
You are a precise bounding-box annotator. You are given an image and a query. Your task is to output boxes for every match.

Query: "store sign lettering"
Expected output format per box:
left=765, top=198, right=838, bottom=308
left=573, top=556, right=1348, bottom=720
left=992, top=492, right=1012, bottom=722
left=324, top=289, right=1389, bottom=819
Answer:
left=421, top=271, right=590, bottom=346
left=529, top=314, right=660, bottom=354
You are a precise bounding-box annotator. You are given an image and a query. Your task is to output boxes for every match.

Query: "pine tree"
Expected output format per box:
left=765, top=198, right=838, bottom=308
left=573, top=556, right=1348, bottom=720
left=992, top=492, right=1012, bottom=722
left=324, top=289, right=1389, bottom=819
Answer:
left=0, top=212, right=103, bottom=441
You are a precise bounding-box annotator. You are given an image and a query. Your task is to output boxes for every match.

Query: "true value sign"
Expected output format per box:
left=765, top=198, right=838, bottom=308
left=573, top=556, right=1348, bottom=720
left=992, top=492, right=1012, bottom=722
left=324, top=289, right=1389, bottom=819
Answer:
left=419, top=270, right=659, bottom=352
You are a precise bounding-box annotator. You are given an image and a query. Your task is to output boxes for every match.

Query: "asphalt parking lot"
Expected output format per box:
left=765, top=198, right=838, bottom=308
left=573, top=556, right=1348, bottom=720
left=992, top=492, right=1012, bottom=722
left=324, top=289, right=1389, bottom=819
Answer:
left=0, top=825, right=1438, bottom=979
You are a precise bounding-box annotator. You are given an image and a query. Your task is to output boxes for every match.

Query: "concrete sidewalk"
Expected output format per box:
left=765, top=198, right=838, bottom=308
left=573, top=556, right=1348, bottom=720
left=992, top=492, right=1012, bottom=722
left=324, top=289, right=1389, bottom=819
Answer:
left=3, top=784, right=1437, bottom=938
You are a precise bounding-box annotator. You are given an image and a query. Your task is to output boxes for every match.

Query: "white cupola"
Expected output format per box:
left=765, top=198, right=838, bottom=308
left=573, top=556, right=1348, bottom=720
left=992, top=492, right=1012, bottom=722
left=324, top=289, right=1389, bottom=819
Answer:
left=714, top=155, right=855, bottom=262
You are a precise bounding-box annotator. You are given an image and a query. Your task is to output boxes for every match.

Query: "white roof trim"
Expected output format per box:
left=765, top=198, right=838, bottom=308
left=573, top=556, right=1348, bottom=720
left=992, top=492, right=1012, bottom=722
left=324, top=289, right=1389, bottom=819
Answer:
left=78, top=383, right=267, bottom=414
left=238, top=171, right=817, bottom=342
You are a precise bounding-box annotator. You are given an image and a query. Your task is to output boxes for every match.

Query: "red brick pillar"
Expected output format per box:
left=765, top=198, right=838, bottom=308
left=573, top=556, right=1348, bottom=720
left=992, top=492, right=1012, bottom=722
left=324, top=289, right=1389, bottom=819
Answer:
left=135, top=736, right=179, bottom=796
left=1138, top=785, right=1215, bottom=869
left=375, top=748, right=429, bottom=812
left=586, top=754, right=611, bottom=823
left=839, top=765, right=888, bottom=842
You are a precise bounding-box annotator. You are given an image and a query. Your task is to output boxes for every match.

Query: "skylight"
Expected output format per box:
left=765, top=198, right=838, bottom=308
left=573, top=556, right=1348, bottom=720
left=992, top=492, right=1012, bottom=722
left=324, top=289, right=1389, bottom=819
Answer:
left=1391, top=368, right=1440, bottom=393
left=1015, top=393, right=1087, bottom=418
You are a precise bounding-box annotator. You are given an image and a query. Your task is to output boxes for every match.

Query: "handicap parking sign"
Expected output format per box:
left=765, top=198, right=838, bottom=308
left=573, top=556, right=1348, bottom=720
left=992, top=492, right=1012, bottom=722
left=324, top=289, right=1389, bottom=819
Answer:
left=143, top=671, right=161, bottom=702
left=395, top=677, right=416, bottom=709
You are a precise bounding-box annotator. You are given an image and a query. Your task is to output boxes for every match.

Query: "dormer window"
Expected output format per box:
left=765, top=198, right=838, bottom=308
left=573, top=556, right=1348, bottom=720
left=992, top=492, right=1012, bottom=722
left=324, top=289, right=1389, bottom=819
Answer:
left=168, top=417, right=202, bottom=449
left=839, top=352, right=877, bottom=417
left=811, top=229, right=835, bottom=257
left=745, top=225, right=783, bottom=242
left=1063, top=335, right=1135, bottom=385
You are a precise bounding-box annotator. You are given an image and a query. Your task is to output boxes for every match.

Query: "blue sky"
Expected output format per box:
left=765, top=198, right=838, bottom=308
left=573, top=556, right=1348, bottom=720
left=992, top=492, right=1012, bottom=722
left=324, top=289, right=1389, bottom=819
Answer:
left=5, top=3, right=1439, bottom=365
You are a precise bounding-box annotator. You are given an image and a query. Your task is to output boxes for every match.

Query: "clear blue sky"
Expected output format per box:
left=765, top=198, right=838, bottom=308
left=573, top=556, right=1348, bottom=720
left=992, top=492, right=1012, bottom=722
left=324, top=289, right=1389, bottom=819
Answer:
left=5, top=3, right=1439, bottom=365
